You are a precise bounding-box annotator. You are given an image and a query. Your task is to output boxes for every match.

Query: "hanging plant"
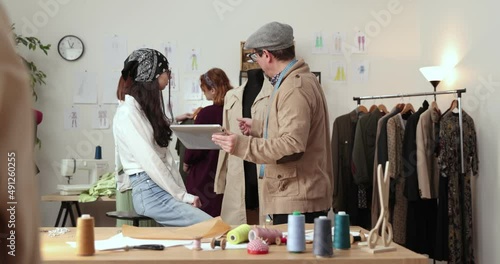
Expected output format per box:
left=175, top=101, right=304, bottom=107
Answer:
left=11, top=24, right=50, bottom=149
left=11, top=24, right=51, bottom=101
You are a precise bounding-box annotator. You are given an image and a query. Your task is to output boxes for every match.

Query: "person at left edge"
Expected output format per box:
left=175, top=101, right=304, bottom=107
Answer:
left=113, top=48, right=212, bottom=226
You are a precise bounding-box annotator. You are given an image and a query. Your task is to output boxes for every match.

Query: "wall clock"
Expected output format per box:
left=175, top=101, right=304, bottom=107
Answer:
left=58, top=35, right=84, bottom=61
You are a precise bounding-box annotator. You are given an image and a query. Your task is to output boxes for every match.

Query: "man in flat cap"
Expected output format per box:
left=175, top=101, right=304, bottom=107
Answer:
left=213, top=21, right=333, bottom=225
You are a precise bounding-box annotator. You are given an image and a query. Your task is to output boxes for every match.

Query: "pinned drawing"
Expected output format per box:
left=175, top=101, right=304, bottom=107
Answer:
left=64, top=106, right=80, bottom=129
left=353, top=31, right=367, bottom=53
left=161, top=41, right=177, bottom=64
left=187, top=48, right=201, bottom=72
left=102, top=71, right=121, bottom=104
left=353, top=60, right=370, bottom=82
left=103, top=35, right=128, bottom=70
left=183, top=77, right=203, bottom=100
left=332, top=61, right=347, bottom=83
left=331, top=32, right=346, bottom=54
left=73, top=71, right=97, bottom=104
left=92, top=105, right=109, bottom=129
left=168, top=68, right=179, bottom=91
left=312, top=32, right=328, bottom=54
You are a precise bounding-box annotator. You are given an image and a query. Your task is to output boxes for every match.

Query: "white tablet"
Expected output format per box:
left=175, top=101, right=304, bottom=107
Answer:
left=170, top=124, right=224, bottom=150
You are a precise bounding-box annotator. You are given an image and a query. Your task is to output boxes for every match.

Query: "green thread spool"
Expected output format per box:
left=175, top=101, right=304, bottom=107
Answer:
left=333, top=211, right=351, bottom=249
left=227, top=224, right=251, bottom=245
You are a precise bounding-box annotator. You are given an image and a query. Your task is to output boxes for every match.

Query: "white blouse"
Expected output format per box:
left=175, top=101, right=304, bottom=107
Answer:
left=113, top=95, right=194, bottom=204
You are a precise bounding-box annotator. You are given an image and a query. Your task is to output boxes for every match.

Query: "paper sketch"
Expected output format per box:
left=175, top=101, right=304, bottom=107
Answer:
left=186, top=48, right=201, bottom=72
left=352, top=60, right=370, bottom=82
left=102, top=71, right=121, bottom=104
left=64, top=106, right=80, bottom=129
left=183, top=101, right=203, bottom=115
left=103, top=35, right=128, bottom=70
left=167, top=68, right=179, bottom=91
left=73, top=71, right=98, bottom=104
left=161, top=41, right=177, bottom=64
left=92, top=105, right=110, bottom=129
left=331, top=61, right=347, bottom=83
left=183, top=77, right=203, bottom=100
left=331, top=32, right=346, bottom=54
left=353, top=31, right=367, bottom=53
left=312, top=32, right=328, bottom=54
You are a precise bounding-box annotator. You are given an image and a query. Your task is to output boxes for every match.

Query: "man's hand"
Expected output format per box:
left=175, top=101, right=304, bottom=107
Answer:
left=212, top=131, right=237, bottom=154
left=237, top=117, right=252, bottom=136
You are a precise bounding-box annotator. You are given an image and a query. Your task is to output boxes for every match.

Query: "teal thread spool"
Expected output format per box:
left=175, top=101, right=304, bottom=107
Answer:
left=333, top=211, right=351, bottom=249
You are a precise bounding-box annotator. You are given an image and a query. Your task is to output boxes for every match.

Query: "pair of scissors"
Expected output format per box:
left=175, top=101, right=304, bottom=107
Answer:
left=367, top=161, right=393, bottom=249
left=100, top=244, right=165, bottom=251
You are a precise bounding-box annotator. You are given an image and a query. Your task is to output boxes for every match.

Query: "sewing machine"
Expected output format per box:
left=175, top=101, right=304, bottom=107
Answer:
left=57, top=159, right=109, bottom=195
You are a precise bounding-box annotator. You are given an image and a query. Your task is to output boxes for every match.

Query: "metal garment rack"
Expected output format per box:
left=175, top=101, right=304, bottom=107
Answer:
left=354, top=88, right=467, bottom=263
left=353, top=88, right=466, bottom=175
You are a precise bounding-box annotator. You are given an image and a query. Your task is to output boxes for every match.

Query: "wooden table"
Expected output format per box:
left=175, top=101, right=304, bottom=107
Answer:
left=41, top=193, right=115, bottom=227
left=40, top=225, right=428, bottom=264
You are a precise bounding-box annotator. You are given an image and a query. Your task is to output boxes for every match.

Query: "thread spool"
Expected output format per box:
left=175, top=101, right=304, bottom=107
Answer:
left=248, top=226, right=283, bottom=245
left=94, top=146, right=102, bottom=159
left=287, top=211, right=305, bottom=253
left=275, top=236, right=287, bottom=245
left=76, top=214, right=95, bottom=256
left=350, top=230, right=367, bottom=244
left=227, top=224, right=251, bottom=244
left=192, top=237, right=202, bottom=251
left=313, top=216, right=333, bottom=258
left=333, top=211, right=351, bottom=249
left=210, top=238, right=226, bottom=250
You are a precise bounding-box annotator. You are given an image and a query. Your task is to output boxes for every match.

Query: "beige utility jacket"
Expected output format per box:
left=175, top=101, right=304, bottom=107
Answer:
left=232, top=59, right=333, bottom=215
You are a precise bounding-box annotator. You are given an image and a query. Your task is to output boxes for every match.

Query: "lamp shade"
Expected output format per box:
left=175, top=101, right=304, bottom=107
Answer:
left=419, top=66, right=445, bottom=82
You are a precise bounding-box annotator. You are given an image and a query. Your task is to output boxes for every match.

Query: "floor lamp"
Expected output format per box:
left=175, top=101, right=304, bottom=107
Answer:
left=419, top=66, right=445, bottom=101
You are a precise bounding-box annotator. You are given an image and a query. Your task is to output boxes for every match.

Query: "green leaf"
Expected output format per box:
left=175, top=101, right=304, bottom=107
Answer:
left=11, top=26, right=50, bottom=103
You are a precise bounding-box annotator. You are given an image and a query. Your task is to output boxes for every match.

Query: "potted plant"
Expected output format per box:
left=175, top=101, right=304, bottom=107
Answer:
left=11, top=24, right=51, bottom=148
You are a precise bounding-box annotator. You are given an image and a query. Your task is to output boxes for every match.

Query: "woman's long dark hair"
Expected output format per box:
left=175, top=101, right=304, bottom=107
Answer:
left=117, top=77, right=172, bottom=147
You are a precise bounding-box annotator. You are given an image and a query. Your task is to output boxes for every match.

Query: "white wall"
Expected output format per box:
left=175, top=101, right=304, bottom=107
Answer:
left=4, top=0, right=499, bottom=262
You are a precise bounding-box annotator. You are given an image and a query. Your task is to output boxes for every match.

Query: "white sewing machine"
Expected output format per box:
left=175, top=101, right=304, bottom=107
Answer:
left=57, top=159, right=109, bottom=195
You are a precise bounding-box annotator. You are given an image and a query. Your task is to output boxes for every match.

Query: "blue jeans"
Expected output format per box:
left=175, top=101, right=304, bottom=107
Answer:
left=129, top=171, right=212, bottom=227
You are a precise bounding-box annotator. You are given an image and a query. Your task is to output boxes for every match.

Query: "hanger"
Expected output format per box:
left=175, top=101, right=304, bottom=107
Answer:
left=401, top=103, right=415, bottom=114
left=357, top=105, right=368, bottom=113
left=369, top=104, right=378, bottom=113
left=378, top=104, right=388, bottom=114
left=449, top=99, right=458, bottom=113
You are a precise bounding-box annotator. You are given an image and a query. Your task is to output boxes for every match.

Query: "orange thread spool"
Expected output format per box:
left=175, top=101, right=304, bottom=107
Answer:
left=76, top=214, right=95, bottom=256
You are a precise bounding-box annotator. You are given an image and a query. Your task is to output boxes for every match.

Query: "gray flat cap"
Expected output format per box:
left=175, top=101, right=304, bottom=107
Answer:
left=245, top=22, right=294, bottom=51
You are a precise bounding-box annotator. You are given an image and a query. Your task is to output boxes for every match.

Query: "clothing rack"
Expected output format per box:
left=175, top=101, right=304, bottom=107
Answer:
left=353, top=88, right=466, bottom=175
left=354, top=88, right=467, bottom=263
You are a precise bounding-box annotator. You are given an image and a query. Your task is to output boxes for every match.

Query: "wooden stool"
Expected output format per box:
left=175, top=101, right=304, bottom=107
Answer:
left=106, top=211, right=152, bottom=227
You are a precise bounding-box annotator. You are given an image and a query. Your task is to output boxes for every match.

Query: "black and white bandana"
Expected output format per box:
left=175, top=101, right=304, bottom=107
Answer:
left=121, top=48, right=169, bottom=82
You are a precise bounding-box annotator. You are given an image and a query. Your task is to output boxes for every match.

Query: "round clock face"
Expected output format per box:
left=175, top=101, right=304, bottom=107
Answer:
left=58, top=35, right=84, bottom=61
